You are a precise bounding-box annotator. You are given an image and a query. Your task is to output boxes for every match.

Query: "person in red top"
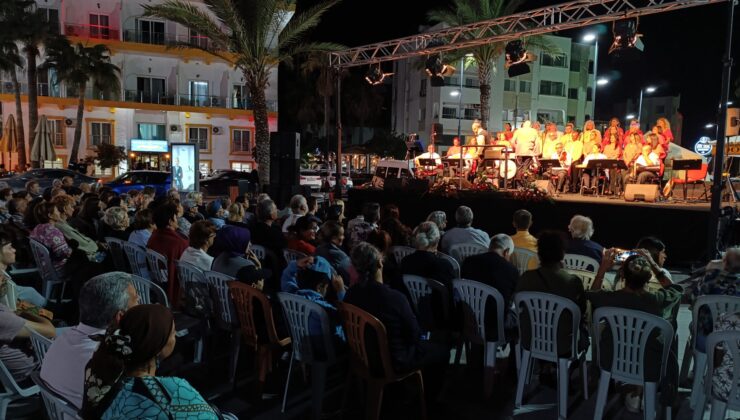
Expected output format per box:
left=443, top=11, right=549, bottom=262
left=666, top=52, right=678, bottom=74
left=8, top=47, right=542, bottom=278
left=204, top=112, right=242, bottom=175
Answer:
left=656, top=117, right=674, bottom=145
left=602, top=118, right=625, bottom=147
left=147, top=202, right=188, bottom=306
left=286, top=215, right=319, bottom=255
left=503, top=122, right=514, bottom=141
left=621, top=119, right=644, bottom=148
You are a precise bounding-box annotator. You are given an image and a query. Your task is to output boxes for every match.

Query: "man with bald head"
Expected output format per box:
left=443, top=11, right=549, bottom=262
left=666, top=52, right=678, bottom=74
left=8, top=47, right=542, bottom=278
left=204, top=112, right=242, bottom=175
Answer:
left=696, top=247, right=740, bottom=298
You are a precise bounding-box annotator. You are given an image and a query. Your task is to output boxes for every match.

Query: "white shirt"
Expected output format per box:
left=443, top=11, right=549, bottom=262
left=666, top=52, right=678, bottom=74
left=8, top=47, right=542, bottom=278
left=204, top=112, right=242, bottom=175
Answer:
left=40, top=323, right=104, bottom=409
left=414, top=152, right=441, bottom=166
left=635, top=153, right=659, bottom=167
left=281, top=213, right=303, bottom=233
left=439, top=226, right=490, bottom=253
left=583, top=153, right=607, bottom=166
left=180, top=247, right=214, bottom=271
left=512, top=124, right=541, bottom=156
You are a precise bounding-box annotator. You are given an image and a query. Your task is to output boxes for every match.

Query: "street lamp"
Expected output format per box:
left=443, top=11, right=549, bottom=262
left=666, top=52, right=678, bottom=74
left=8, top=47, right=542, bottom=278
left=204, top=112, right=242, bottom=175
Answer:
left=450, top=90, right=460, bottom=97
left=455, top=53, right=474, bottom=145
left=637, top=85, right=657, bottom=127
left=706, top=123, right=716, bottom=129
left=597, top=78, right=609, bottom=86
left=582, top=33, right=599, bottom=122
left=626, top=114, right=636, bottom=120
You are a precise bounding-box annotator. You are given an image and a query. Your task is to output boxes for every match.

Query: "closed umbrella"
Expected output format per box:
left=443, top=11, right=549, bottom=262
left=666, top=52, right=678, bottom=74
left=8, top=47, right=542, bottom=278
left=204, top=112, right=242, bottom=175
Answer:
left=0, top=115, right=19, bottom=170
left=30, top=115, right=56, bottom=166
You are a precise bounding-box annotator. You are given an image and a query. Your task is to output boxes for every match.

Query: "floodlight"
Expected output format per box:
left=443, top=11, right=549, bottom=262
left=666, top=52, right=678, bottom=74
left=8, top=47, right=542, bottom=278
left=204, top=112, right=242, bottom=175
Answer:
left=505, top=40, right=533, bottom=77
left=608, top=18, right=644, bottom=59
left=365, top=65, right=392, bottom=86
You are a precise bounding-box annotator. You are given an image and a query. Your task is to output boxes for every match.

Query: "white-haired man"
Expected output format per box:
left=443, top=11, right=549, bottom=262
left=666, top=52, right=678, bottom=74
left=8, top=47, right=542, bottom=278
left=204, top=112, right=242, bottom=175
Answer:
left=439, top=206, right=490, bottom=253
left=401, top=222, right=456, bottom=291
left=565, top=214, right=604, bottom=261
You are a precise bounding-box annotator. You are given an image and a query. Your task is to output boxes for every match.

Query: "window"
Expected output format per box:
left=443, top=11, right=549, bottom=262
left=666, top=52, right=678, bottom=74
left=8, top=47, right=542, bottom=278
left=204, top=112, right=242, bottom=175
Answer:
left=463, top=108, right=478, bottom=120
left=444, top=77, right=459, bottom=86
left=586, top=87, right=593, bottom=101
left=541, top=53, right=567, bottom=68
left=230, top=162, right=252, bottom=172
left=442, top=107, right=457, bottom=119
left=187, top=126, right=210, bottom=151
left=136, top=19, right=165, bottom=44
left=188, top=81, right=209, bottom=107
left=539, top=80, right=565, bottom=97
left=43, top=157, right=65, bottom=169
left=38, top=8, right=60, bottom=34
left=92, top=160, right=113, bottom=177
left=48, top=118, right=65, bottom=147
left=137, top=123, right=166, bottom=140
left=465, top=78, right=480, bottom=88
left=89, top=14, right=110, bottom=39
left=537, top=109, right=565, bottom=124
left=231, top=128, right=252, bottom=153
left=567, top=115, right=576, bottom=124
left=189, top=30, right=209, bottom=49
left=88, top=121, right=112, bottom=147
left=588, top=60, right=594, bottom=74
left=199, top=160, right=211, bottom=177
left=232, top=84, right=248, bottom=109
left=519, top=81, right=531, bottom=93
left=136, top=77, right=166, bottom=104
left=568, top=88, right=578, bottom=100
left=419, top=79, right=427, bottom=97
left=504, top=79, right=517, bottom=92
left=570, top=59, right=580, bottom=71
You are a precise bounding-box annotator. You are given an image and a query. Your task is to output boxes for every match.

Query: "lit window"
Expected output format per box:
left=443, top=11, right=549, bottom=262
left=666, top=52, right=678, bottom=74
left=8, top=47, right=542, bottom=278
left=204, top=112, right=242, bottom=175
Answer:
left=231, top=162, right=252, bottom=172
left=231, top=129, right=251, bottom=153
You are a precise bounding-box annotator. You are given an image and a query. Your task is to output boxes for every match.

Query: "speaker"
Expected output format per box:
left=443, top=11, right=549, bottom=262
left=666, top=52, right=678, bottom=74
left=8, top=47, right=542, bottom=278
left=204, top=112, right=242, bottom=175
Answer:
left=430, top=123, right=443, bottom=143
left=534, top=180, right=555, bottom=196
left=270, top=132, right=300, bottom=159
left=727, top=107, right=740, bottom=137
left=624, top=183, right=659, bottom=202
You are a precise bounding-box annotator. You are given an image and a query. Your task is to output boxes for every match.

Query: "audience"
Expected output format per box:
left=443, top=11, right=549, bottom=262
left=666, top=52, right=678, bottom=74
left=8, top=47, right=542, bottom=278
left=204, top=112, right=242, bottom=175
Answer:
left=511, top=209, right=537, bottom=252
left=439, top=206, right=490, bottom=252
left=41, top=272, right=138, bottom=409
left=250, top=198, right=287, bottom=263
left=128, top=209, right=155, bottom=248
left=70, top=196, right=103, bottom=240
left=282, top=194, right=308, bottom=233
left=286, top=215, right=319, bottom=255
left=295, top=263, right=345, bottom=344
left=211, top=225, right=258, bottom=278
left=347, top=201, right=380, bottom=248
left=205, top=200, right=226, bottom=230
left=426, top=210, right=447, bottom=232
left=53, top=195, right=103, bottom=263
left=401, top=222, right=456, bottom=289
left=99, top=206, right=130, bottom=241
left=180, top=221, right=217, bottom=271
left=566, top=214, right=603, bottom=262
left=315, top=220, right=354, bottom=285
left=147, top=202, right=188, bottom=305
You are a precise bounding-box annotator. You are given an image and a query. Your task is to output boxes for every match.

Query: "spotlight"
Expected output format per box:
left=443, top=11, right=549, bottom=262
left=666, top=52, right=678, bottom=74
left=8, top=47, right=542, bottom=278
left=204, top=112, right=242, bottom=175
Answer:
left=505, top=40, right=534, bottom=77
left=424, top=54, right=455, bottom=87
left=608, top=18, right=644, bottom=60
left=365, top=65, right=392, bottom=86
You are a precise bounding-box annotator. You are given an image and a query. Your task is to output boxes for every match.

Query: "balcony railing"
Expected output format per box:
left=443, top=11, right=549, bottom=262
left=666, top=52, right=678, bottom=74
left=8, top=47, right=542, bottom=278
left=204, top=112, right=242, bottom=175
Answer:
left=124, top=90, right=176, bottom=105
left=122, top=30, right=215, bottom=50
left=65, top=23, right=120, bottom=41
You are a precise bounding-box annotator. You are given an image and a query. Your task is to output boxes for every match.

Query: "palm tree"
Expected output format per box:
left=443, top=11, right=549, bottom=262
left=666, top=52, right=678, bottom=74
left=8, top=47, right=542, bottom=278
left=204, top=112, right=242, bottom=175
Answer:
left=428, top=0, right=557, bottom=129
left=0, top=37, right=27, bottom=168
left=143, top=0, right=343, bottom=186
left=41, top=37, right=121, bottom=164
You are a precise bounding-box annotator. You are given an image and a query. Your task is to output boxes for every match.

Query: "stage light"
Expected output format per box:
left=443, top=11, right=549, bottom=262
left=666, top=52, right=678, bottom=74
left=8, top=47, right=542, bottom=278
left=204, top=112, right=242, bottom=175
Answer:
left=626, top=114, right=636, bottom=120
left=597, top=78, right=609, bottom=86
left=608, top=18, right=644, bottom=59
left=583, top=33, right=597, bottom=42
left=505, top=40, right=534, bottom=77
left=365, top=64, right=392, bottom=86
left=706, top=123, right=716, bottom=129
left=425, top=52, right=455, bottom=87
left=646, top=86, right=657, bottom=93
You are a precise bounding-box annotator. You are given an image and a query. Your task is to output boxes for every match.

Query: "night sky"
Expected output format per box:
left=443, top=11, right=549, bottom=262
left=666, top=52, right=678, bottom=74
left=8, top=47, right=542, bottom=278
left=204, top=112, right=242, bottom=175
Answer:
left=296, top=0, right=738, bottom=147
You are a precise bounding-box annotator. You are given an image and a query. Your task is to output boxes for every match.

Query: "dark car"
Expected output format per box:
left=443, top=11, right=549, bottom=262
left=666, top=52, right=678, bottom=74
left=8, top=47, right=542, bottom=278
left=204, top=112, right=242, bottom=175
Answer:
left=105, top=170, right=172, bottom=197
left=0, top=168, right=100, bottom=192
left=199, top=170, right=254, bottom=196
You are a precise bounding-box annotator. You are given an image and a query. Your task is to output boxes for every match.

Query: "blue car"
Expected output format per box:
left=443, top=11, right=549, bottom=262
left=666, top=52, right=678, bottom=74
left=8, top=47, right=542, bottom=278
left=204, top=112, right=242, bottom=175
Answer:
left=105, top=170, right=172, bottom=196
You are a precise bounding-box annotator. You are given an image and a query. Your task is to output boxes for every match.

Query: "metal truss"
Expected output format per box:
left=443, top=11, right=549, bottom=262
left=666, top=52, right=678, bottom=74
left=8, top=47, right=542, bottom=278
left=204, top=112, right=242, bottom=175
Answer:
left=329, top=0, right=728, bottom=68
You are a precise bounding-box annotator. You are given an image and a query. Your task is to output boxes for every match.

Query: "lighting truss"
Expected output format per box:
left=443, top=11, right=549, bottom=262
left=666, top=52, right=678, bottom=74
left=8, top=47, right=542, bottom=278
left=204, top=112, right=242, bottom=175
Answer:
left=329, top=0, right=728, bottom=69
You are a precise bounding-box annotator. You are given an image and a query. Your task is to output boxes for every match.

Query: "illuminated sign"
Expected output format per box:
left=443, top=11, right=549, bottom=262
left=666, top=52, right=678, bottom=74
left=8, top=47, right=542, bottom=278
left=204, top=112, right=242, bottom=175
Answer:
left=171, top=143, right=198, bottom=193
left=131, top=139, right=168, bottom=153
left=694, top=137, right=712, bottom=156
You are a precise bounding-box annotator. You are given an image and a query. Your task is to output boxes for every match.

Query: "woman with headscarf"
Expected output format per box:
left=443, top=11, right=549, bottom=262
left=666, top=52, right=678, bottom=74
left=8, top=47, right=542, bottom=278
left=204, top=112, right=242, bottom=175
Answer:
left=81, top=305, right=222, bottom=419
left=210, top=225, right=261, bottom=278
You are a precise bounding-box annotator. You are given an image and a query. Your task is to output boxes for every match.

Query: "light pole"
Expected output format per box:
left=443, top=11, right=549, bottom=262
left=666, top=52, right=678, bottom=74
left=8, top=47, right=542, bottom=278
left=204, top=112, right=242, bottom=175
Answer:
left=637, top=85, right=657, bottom=128
left=583, top=33, right=598, bottom=122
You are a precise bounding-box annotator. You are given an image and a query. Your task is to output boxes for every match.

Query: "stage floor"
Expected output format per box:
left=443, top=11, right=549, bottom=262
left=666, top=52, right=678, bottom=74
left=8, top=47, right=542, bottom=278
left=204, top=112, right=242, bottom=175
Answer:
left=547, top=192, right=711, bottom=212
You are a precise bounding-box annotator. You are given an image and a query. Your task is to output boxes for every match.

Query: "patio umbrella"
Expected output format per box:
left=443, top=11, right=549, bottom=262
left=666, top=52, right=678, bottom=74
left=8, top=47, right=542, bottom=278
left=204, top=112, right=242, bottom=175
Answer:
left=30, top=115, right=56, bottom=165
left=0, top=115, right=19, bottom=169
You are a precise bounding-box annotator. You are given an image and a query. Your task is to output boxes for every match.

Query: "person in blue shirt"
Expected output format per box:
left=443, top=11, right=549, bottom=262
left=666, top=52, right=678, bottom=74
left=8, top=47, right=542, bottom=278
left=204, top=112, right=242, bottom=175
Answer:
left=295, top=267, right=346, bottom=345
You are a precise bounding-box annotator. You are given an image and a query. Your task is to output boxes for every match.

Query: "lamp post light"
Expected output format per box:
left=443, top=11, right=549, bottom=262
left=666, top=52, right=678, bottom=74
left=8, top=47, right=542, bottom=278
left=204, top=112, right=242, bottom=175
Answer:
left=637, top=85, right=657, bottom=128
left=455, top=53, right=474, bottom=145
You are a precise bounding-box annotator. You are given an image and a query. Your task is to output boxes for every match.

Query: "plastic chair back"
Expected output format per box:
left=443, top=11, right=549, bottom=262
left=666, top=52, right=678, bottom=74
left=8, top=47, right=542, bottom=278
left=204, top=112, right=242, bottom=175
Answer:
left=515, top=291, right=582, bottom=361
left=104, top=237, right=128, bottom=271
left=511, top=248, right=539, bottom=275
left=437, top=252, right=461, bottom=279
left=145, top=249, right=168, bottom=284
left=123, top=242, right=150, bottom=280
left=566, top=269, right=597, bottom=290
left=389, top=246, right=415, bottom=265
left=454, top=279, right=506, bottom=345
left=29, top=238, right=64, bottom=300
left=277, top=292, right=336, bottom=364
left=339, top=302, right=396, bottom=380
left=229, top=282, right=287, bottom=348
left=703, top=330, right=740, bottom=411
left=283, top=249, right=307, bottom=263
left=691, top=295, right=740, bottom=346
left=402, top=274, right=450, bottom=331
left=0, top=358, right=38, bottom=412
left=130, top=274, right=169, bottom=307
left=563, top=253, right=600, bottom=272
left=30, top=371, right=81, bottom=420
left=250, top=244, right=266, bottom=261
left=203, top=271, right=237, bottom=330
left=592, top=307, right=673, bottom=384
left=29, top=329, right=52, bottom=362
left=449, top=243, right=488, bottom=264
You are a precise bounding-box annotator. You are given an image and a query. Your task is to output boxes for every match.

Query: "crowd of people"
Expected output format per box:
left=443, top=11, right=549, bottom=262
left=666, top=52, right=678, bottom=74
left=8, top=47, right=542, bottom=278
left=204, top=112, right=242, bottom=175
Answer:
left=1, top=175, right=739, bottom=418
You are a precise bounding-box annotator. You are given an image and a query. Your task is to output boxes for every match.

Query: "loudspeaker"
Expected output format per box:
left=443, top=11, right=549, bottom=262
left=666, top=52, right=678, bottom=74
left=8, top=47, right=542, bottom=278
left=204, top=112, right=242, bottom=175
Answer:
left=727, top=107, right=740, bottom=137
left=624, top=183, right=659, bottom=202
left=534, top=179, right=555, bottom=196
left=270, top=132, right=300, bottom=159
left=430, top=123, right=443, bottom=143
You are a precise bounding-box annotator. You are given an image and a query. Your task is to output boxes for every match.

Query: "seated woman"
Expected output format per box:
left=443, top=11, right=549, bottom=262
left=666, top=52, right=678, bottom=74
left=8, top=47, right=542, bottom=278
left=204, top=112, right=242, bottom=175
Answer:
left=286, top=216, right=319, bottom=256
left=211, top=225, right=260, bottom=278
left=315, top=221, right=354, bottom=286
left=81, top=304, right=225, bottom=419
left=53, top=195, right=104, bottom=263
left=70, top=196, right=103, bottom=240
left=98, top=207, right=130, bottom=242
left=225, top=203, right=249, bottom=229
left=205, top=200, right=226, bottom=230
left=128, top=209, right=155, bottom=248
left=180, top=221, right=217, bottom=271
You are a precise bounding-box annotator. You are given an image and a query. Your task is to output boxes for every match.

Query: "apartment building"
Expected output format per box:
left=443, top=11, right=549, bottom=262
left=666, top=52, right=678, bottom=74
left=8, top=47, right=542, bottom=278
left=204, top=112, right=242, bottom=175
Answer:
left=391, top=34, right=596, bottom=146
left=0, top=0, right=281, bottom=178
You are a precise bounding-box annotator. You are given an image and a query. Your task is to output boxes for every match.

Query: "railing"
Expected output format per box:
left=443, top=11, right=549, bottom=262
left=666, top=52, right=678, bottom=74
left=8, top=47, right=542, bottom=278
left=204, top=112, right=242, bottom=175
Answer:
left=178, top=94, right=226, bottom=108
left=124, top=90, right=176, bottom=105
left=65, top=23, right=121, bottom=41
left=122, top=30, right=215, bottom=50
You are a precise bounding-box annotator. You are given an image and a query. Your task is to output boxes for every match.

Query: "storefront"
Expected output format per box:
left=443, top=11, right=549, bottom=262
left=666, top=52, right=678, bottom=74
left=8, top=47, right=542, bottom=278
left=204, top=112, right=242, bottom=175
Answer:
left=129, top=139, right=170, bottom=171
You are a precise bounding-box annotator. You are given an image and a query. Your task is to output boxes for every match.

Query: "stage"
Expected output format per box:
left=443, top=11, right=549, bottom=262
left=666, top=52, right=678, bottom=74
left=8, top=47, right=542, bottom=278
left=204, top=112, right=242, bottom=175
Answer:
left=347, top=187, right=719, bottom=266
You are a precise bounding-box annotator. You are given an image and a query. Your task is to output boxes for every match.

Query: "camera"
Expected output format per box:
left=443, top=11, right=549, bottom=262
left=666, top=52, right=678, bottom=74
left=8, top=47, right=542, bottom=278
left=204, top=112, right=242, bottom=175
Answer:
left=614, top=249, right=638, bottom=263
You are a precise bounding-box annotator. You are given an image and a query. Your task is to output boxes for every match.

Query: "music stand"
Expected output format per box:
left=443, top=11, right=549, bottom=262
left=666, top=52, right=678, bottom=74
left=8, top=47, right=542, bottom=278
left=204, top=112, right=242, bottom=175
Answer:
left=417, top=159, right=438, bottom=167
left=538, top=159, right=562, bottom=175
left=585, top=159, right=624, bottom=197
left=672, top=158, right=702, bottom=201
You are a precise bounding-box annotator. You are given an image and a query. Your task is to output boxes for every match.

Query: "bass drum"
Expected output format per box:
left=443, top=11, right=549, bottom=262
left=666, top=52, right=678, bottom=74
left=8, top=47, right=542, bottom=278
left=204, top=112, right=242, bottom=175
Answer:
left=498, top=159, right=517, bottom=179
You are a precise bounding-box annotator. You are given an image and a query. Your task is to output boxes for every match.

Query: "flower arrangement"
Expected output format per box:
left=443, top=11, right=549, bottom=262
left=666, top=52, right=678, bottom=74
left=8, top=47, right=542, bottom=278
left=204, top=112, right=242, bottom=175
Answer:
left=511, top=182, right=554, bottom=203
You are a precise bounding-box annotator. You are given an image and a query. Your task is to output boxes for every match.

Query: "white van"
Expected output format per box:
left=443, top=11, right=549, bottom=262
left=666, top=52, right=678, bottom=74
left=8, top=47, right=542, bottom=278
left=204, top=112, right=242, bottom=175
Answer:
left=370, top=160, right=415, bottom=189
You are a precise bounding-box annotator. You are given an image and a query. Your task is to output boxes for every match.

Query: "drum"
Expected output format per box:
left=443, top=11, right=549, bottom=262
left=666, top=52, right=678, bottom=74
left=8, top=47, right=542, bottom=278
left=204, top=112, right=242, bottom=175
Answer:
left=499, top=160, right=517, bottom=179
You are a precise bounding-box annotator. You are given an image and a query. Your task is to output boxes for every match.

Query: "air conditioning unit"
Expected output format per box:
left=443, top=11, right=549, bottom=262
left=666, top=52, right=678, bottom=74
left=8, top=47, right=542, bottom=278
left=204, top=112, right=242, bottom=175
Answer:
left=169, top=124, right=181, bottom=132
left=64, top=118, right=76, bottom=128
left=212, top=126, right=223, bottom=135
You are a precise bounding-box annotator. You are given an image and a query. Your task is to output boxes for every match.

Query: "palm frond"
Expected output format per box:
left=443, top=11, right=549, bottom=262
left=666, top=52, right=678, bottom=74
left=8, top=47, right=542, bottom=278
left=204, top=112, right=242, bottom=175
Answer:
left=279, top=0, right=340, bottom=50
left=143, top=1, right=231, bottom=51
left=524, top=35, right=561, bottom=55
left=279, top=41, right=346, bottom=63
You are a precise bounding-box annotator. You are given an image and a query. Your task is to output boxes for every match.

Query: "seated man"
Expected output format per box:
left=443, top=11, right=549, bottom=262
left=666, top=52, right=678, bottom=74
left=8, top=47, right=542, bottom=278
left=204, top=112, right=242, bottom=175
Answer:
left=445, top=137, right=462, bottom=158
left=510, top=209, right=537, bottom=253
left=401, top=222, right=456, bottom=291
left=543, top=143, right=569, bottom=193
left=624, top=144, right=660, bottom=185
left=40, top=272, right=138, bottom=409
left=695, top=247, right=740, bottom=299
left=565, top=215, right=604, bottom=263
left=580, top=144, right=607, bottom=191
left=439, top=206, right=490, bottom=252
left=414, top=144, right=442, bottom=167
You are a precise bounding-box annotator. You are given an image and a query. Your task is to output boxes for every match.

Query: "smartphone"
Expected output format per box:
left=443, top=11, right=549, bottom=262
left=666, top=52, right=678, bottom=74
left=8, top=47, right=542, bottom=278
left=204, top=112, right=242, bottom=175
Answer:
left=615, top=250, right=639, bottom=263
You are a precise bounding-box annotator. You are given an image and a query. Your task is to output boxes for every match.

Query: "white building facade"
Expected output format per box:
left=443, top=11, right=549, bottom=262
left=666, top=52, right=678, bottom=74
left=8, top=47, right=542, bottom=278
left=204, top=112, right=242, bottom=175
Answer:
left=0, top=0, right=281, bottom=179
left=391, top=34, right=596, bottom=146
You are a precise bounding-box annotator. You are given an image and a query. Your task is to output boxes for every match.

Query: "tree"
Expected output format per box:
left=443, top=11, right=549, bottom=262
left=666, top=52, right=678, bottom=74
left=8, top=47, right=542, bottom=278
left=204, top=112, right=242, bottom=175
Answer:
left=143, top=0, right=343, bottom=187
left=428, top=0, right=557, bottom=129
left=95, top=143, right=127, bottom=170
left=0, top=30, right=26, bottom=168
left=41, top=37, right=121, bottom=164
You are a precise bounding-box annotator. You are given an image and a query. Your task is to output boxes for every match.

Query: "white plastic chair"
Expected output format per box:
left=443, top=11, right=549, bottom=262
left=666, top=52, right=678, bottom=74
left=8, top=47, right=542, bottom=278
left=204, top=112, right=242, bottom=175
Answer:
left=129, top=274, right=169, bottom=307
left=592, top=307, right=674, bottom=420
left=511, top=248, right=539, bottom=275
left=685, top=295, right=740, bottom=409
left=29, top=329, right=52, bottom=363
left=566, top=269, right=597, bottom=290
left=277, top=292, right=339, bottom=420
left=693, top=330, right=740, bottom=420
left=30, top=371, right=81, bottom=420
left=123, top=242, right=150, bottom=280
left=0, top=359, right=38, bottom=419
left=402, top=274, right=450, bottom=332
left=203, top=271, right=240, bottom=385
left=563, top=253, right=600, bottom=273
left=454, top=279, right=507, bottom=398
left=145, top=249, right=169, bottom=285
left=389, top=245, right=415, bottom=265
left=514, top=292, right=588, bottom=420
left=250, top=244, right=266, bottom=261
left=283, top=249, right=307, bottom=263
left=28, top=238, right=71, bottom=302
left=437, top=252, right=461, bottom=279
left=104, top=237, right=128, bottom=271
left=449, top=243, right=488, bottom=264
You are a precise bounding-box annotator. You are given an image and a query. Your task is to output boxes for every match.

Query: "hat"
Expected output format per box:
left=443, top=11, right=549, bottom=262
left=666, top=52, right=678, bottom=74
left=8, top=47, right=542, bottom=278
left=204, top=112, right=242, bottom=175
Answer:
left=236, top=263, right=272, bottom=285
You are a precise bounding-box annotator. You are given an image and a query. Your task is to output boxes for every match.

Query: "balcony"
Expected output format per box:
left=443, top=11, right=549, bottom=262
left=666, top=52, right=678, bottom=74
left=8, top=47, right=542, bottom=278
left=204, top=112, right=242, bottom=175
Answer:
left=124, top=90, right=176, bottom=105
left=122, top=30, right=214, bottom=50
left=65, top=23, right=121, bottom=41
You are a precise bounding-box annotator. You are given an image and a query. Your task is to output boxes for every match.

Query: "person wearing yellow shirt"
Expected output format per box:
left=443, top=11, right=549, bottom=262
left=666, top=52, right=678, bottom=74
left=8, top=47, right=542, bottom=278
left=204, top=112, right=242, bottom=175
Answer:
left=511, top=209, right=537, bottom=253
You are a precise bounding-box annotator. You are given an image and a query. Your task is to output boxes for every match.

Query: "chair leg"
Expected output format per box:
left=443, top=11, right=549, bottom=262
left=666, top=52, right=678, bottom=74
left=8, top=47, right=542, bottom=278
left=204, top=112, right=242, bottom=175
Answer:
left=311, top=363, right=328, bottom=420
left=366, top=381, right=384, bottom=420
left=340, top=372, right=353, bottom=413
left=644, top=382, right=657, bottom=420
left=415, top=371, right=428, bottom=420
left=692, top=390, right=706, bottom=420
left=515, top=349, right=531, bottom=407
left=581, top=357, right=589, bottom=400
left=557, top=358, right=570, bottom=420
left=483, top=342, right=496, bottom=399
left=709, top=399, right=727, bottom=420
left=193, top=337, right=204, bottom=364
left=0, top=398, right=8, bottom=420
left=228, top=332, right=241, bottom=385
left=689, top=351, right=707, bottom=409
left=281, top=351, right=294, bottom=413
left=679, top=337, right=692, bottom=384
left=515, top=343, right=521, bottom=371
left=454, top=340, right=464, bottom=366
left=593, top=370, right=611, bottom=420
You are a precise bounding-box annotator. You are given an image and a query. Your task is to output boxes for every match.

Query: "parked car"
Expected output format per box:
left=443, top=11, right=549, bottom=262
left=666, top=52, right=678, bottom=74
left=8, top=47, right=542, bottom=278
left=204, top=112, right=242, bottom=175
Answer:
left=200, top=170, right=254, bottom=196
left=105, top=170, right=171, bottom=196
left=0, top=168, right=99, bottom=192
left=299, top=170, right=324, bottom=191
